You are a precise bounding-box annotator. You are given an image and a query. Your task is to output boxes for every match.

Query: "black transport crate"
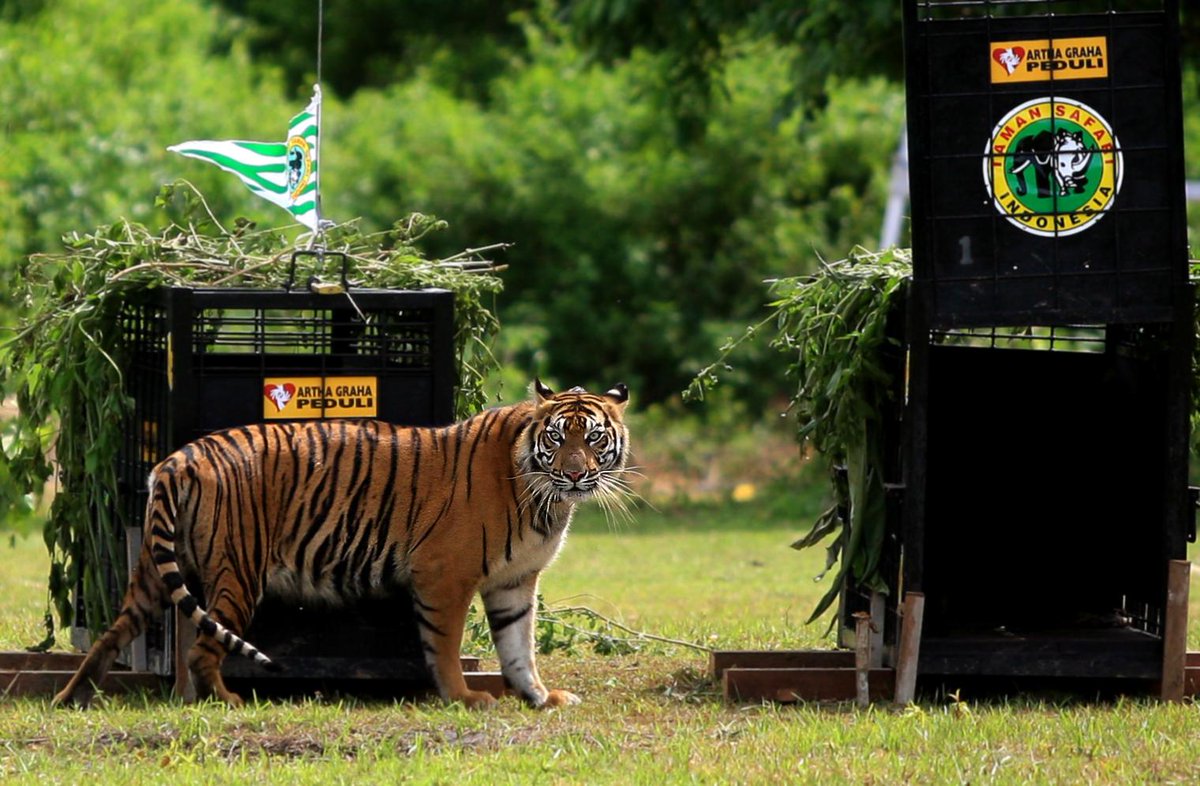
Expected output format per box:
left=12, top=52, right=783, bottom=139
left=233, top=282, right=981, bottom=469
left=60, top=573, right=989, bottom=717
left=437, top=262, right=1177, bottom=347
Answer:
left=904, top=0, right=1188, bottom=327
left=75, top=285, right=455, bottom=690
left=894, top=0, right=1192, bottom=688
left=910, top=324, right=1192, bottom=680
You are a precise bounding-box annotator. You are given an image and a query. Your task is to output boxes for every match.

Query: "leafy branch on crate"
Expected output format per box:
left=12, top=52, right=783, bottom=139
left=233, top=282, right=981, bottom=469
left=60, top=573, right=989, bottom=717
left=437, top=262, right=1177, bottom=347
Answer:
left=0, top=181, right=506, bottom=642
left=686, top=246, right=912, bottom=624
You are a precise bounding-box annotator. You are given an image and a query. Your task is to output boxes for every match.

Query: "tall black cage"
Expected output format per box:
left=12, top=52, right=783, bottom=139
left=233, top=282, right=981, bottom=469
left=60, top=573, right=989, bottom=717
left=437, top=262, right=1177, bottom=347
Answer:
left=899, top=0, right=1192, bottom=683
left=74, top=285, right=455, bottom=689
left=905, top=0, right=1188, bottom=327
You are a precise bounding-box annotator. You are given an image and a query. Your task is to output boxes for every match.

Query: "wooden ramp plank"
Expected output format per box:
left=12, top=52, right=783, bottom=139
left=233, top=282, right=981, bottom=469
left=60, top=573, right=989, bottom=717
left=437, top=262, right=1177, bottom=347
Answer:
left=1184, top=652, right=1200, bottom=697
left=0, top=652, right=89, bottom=671
left=710, top=650, right=854, bottom=679
left=2, top=670, right=503, bottom=701
left=894, top=591, right=926, bottom=705
left=1185, top=667, right=1200, bottom=698
left=463, top=672, right=509, bottom=699
left=222, top=655, right=481, bottom=680
left=1, top=670, right=166, bottom=698
left=723, top=667, right=895, bottom=704
left=1161, top=560, right=1190, bottom=701
left=0, top=651, right=492, bottom=701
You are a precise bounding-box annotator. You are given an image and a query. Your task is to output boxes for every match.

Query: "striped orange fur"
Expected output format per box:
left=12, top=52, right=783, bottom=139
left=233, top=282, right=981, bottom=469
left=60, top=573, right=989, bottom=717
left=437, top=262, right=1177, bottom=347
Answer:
left=53, top=380, right=631, bottom=709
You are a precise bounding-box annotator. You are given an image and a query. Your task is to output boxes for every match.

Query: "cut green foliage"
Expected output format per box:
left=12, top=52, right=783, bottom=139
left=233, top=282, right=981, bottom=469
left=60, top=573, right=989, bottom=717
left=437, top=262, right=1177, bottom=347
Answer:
left=0, top=182, right=503, bottom=640
left=465, top=595, right=707, bottom=660
left=695, top=250, right=1200, bottom=626
left=688, top=246, right=911, bottom=622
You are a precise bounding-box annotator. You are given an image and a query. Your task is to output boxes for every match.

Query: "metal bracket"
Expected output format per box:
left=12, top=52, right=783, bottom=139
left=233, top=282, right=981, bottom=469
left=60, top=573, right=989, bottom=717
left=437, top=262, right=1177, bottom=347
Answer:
left=286, top=249, right=349, bottom=293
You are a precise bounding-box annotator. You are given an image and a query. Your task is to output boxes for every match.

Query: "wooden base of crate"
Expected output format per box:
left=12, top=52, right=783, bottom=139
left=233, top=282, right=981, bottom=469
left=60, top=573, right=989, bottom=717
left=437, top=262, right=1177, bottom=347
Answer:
left=710, top=648, right=1200, bottom=704
left=0, top=652, right=166, bottom=699
left=1186, top=653, right=1200, bottom=697
left=0, top=651, right=504, bottom=702
left=710, top=650, right=895, bottom=703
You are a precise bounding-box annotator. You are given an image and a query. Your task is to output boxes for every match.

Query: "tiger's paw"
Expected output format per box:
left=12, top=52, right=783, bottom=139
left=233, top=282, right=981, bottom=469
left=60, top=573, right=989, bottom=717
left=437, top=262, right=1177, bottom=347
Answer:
left=456, top=689, right=500, bottom=710
left=51, top=685, right=94, bottom=709
left=538, top=689, right=581, bottom=709
left=217, top=690, right=245, bottom=708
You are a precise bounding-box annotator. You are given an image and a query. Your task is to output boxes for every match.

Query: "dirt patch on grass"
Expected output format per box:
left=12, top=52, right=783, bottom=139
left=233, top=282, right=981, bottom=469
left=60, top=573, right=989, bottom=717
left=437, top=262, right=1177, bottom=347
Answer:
left=15, top=712, right=578, bottom=764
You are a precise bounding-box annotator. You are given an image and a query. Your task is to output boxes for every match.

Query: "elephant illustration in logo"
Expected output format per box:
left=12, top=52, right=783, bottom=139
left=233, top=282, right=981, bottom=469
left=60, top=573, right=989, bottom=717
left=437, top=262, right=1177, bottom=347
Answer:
left=287, top=145, right=306, bottom=194
left=1009, top=129, right=1094, bottom=198
left=1051, top=130, right=1093, bottom=195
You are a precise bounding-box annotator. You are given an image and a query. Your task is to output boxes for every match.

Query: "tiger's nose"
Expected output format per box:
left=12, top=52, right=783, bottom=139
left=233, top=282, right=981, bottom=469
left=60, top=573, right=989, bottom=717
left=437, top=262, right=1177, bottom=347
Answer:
left=565, top=471, right=585, bottom=483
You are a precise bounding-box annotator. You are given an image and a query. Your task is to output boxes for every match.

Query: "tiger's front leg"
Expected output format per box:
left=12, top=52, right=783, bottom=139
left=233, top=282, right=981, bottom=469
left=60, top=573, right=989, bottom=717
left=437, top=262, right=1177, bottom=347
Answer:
left=409, top=576, right=498, bottom=709
left=483, top=572, right=579, bottom=708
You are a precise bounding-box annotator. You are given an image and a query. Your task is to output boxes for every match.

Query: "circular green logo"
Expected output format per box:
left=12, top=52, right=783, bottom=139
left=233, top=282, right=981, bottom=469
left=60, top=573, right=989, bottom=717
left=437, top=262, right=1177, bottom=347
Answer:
left=984, top=97, right=1123, bottom=237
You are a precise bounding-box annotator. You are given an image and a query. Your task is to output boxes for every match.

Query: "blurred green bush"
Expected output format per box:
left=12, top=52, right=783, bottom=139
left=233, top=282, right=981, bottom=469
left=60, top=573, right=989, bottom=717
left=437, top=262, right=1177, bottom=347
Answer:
left=0, top=0, right=905, bottom=410
left=1, top=0, right=1196, bottom=412
left=331, top=31, right=905, bottom=405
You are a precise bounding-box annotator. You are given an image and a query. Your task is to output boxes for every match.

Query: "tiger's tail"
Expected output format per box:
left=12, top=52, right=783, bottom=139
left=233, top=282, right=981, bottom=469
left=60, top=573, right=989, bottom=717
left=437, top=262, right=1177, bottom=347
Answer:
left=147, top=467, right=279, bottom=671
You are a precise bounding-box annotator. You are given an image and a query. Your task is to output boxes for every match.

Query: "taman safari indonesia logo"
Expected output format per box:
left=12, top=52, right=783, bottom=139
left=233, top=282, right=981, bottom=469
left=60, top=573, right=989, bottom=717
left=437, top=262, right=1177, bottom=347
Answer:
left=984, top=96, right=1123, bottom=237
left=285, top=135, right=313, bottom=200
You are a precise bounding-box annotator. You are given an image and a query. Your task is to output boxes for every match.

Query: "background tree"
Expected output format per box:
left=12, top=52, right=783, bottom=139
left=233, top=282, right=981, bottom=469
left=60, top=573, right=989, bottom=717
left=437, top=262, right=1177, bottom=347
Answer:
left=1, top=0, right=1196, bottom=408
left=0, top=0, right=292, bottom=311
left=216, top=0, right=535, bottom=102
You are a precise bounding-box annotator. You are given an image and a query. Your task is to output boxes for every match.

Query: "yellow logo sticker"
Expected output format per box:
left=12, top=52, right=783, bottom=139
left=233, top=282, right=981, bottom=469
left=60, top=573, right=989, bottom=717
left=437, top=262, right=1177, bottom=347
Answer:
left=990, top=37, right=1108, bottom=83
left=285, top=135, right=313, bottom=200
left=262, top=376, right=378, bottom=419
left=984, top=97, right=1123, bottom=238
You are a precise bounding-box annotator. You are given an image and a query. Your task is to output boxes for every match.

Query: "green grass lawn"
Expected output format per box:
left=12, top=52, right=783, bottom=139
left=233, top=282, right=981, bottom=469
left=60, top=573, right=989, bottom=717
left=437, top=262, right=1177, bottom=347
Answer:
left=3, top=486, right=1200, bottom=784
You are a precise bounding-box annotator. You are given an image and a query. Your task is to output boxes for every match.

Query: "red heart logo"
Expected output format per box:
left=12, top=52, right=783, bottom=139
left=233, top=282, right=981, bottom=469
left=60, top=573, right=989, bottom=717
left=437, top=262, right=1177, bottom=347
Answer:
left=263, top=382, right=296, bottom=411
left=992, top=46, right=1025, bottom=74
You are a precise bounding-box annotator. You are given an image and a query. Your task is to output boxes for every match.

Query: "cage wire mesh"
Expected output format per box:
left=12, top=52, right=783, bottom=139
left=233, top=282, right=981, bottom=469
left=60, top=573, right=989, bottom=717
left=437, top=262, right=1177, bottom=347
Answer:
left=914, top=0, right=1167, bottom=21
left=932, top=324, right=1107, bottom=350
left=906, top=0, right=1185, bottom=327
left=192, top=306, right=436, bottom=366
left=76, top=287, right=454, bottom=675
left=897, top=0, right=1190, bottom=678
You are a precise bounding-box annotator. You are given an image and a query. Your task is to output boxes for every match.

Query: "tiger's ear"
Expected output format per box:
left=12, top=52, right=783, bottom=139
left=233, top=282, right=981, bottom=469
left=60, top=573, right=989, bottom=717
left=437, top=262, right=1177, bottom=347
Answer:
left=604, top=383, right=629, bottom=409
left=532, top=378, right=555, bottom=405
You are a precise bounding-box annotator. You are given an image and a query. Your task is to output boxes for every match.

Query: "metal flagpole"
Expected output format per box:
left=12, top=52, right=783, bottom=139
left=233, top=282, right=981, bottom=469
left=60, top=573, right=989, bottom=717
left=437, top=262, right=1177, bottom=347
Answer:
left=309, top=0, right=326, bottom=249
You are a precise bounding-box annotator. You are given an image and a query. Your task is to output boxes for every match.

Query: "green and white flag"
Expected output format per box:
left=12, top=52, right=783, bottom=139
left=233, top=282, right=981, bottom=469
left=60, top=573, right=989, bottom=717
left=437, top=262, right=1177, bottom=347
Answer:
left=169, top=86, right=322, bottom=230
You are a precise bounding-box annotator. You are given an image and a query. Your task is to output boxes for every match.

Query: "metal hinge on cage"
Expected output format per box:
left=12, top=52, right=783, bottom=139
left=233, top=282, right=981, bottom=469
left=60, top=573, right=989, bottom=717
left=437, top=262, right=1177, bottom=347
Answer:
left=285, top=248, right=351, bottom=294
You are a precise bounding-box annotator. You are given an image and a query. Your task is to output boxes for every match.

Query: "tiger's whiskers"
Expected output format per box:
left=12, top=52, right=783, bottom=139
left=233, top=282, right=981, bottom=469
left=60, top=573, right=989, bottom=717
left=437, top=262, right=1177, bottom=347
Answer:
left=512, top=468, right=558, bottom=521
left=590, top=469, right=647, bottom=530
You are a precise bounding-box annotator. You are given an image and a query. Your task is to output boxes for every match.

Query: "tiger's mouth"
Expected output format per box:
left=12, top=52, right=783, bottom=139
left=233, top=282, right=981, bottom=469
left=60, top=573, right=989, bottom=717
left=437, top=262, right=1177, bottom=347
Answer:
left=549, top=469, right=596, bottom=491
left=550, top=482, right=595, bottom=502
left=547, top=472, right=602, bottom=502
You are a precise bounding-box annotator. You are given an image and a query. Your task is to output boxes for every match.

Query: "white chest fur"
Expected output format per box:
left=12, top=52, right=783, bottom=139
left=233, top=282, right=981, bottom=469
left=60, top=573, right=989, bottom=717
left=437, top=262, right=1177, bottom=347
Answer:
left=480, top=507, right=574, bottom=591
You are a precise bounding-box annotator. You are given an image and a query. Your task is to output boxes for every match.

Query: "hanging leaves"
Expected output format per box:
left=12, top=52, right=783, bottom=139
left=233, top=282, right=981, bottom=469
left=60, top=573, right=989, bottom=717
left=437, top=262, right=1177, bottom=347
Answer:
left=0, top=181, right=505, bottom=638
left=687, top=246, right=911, bottom=622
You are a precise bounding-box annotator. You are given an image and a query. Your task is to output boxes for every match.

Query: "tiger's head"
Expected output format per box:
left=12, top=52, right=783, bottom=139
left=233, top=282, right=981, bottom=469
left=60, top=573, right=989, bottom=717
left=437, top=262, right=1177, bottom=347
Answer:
left=516, top=379, right=632, bottom=510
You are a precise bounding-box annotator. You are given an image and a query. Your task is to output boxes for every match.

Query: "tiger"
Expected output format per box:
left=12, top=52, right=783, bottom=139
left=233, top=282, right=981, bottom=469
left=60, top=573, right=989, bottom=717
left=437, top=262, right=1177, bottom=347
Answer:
left=53, top=379, right=632, bottom=710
